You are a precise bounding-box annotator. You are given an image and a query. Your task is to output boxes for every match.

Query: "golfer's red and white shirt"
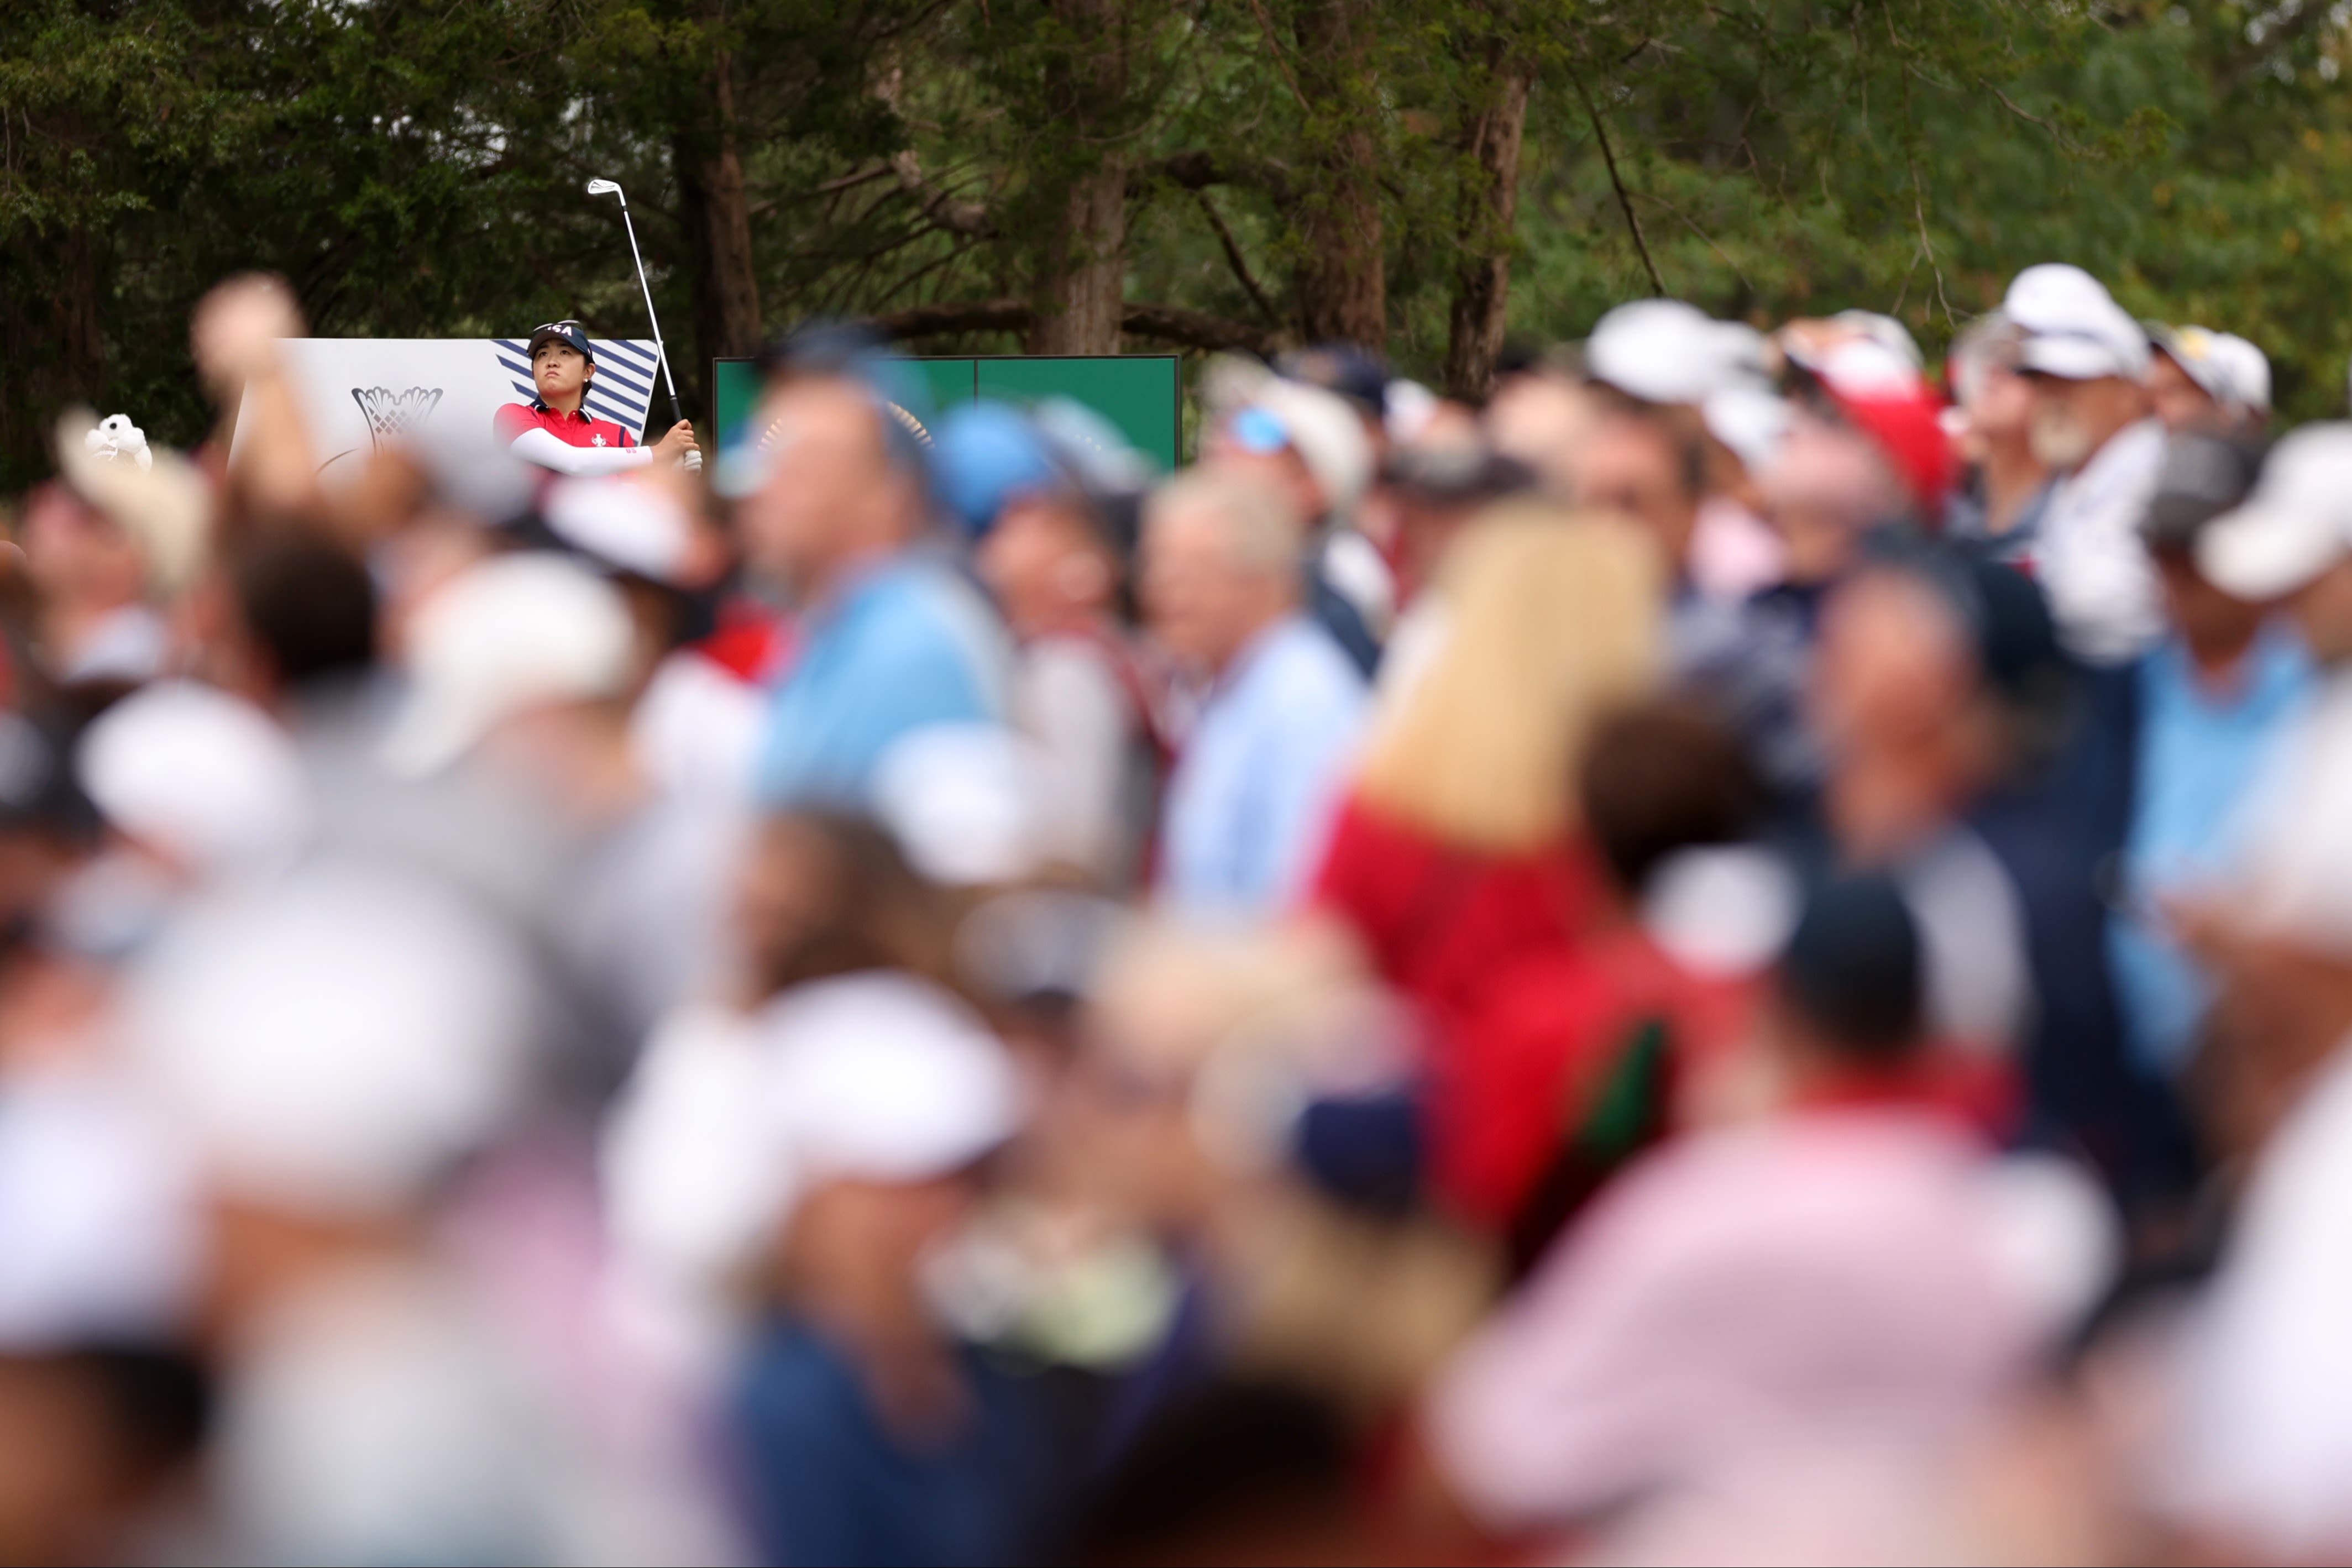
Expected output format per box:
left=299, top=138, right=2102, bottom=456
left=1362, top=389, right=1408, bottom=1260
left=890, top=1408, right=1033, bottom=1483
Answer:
left=493, top=400, right=638, bottom=450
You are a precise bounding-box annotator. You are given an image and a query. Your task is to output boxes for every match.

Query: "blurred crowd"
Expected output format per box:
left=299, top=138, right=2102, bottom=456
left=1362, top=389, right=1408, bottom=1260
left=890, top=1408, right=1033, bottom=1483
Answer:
left=6, top=260, right=2352, bottom=1565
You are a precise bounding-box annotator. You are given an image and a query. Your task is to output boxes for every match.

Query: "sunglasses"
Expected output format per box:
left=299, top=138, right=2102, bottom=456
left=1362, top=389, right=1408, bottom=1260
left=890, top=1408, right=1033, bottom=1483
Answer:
left=1228, top=405, right=1292, bottom=455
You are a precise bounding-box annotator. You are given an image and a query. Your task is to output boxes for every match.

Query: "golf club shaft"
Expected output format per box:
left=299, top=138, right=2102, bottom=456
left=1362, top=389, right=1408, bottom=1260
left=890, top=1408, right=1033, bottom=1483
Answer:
left=613, top=195, right=688, bottom=428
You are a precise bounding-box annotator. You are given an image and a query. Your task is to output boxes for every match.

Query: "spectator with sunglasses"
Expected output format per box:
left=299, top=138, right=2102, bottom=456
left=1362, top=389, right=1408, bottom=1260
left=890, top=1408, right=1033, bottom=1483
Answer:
left=495, top=321, right=699, bottom=476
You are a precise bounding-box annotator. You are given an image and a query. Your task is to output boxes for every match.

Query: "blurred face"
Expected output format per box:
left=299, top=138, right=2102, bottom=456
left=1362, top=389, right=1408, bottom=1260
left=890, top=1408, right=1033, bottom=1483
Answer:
left=20, top=484, right=143, bottom=614
left=1963, top=361, right=2038, bottom=452
left=780, top=1174, right=976, bottom=1330
left=2290, top=555, right=2352, bottom=666
left=531, top=342, right=589, bottom=409
left=1486, top=373, right=1598, bottom=496
left=1141, top=496, right=1282, bottom=675
left=1061, top=1051, right=1220, bottom=1234
left=1207, top=433, right=1324, bottom=528
left=1812, top=568, right=1974, bottom=759
left=2148, top=352, right=2219, bottom=434
left=976, top=494, right=1113, bottom=639
left=1575, top=412, right=1700, bottom=570
left=1759, top=417, right=1898, bottom=586
left=735, top=378, right=908, bottom=600
left=2027, top=374, right=2147, bottom=471
left=2154, top=547, right=2265, bottom=669
left=732, top=816, right=842, bottom=998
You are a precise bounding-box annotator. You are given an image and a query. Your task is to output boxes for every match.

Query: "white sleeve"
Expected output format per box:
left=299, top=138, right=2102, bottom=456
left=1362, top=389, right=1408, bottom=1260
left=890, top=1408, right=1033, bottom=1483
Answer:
left=508, top=426, right=656, bottom=476
left=1015, top=643, right=1135, bottom=879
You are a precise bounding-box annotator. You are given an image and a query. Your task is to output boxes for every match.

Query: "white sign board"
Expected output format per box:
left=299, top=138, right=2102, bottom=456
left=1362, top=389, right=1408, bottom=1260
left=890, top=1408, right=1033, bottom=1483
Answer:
left=234, top=337, right=664, bottom=479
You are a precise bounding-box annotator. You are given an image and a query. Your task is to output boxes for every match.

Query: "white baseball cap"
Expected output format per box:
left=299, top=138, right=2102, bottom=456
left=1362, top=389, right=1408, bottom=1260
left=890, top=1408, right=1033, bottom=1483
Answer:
left=76, top=680, right=310, bottom=877
left=869, top=722, right=1043, bottom=887
left=1587, top=300, right=1771, bottom=406
left=1830, top=309, right=1925, bottom=372
left=2217, top=332, right=2274, bottom=414
left=126, top=859, right=538, bottom=1215
left=603, top=974, right=1024, bottom=1293
left=543, top=475, right=694, bottom=584
left=383, top=551, right=637, bottom=776
left=0, top=1072, right=201, bottom=1351
left=760, top=972, right=1024, bottom=1204
left=2151, top=323, right=2272, bottom=416
left=1700, top=384, right=1794, bottom=474
left=2004, top=263, right=2151, bottom=381
left=2197, top=423, right=2352, bottom=601
left=1238, top=377, right=1373, bottom=516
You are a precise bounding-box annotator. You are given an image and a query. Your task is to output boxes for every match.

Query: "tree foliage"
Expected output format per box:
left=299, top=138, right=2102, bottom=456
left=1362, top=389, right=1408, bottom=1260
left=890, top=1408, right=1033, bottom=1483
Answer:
left=7, top=0, right=2352, bottom=486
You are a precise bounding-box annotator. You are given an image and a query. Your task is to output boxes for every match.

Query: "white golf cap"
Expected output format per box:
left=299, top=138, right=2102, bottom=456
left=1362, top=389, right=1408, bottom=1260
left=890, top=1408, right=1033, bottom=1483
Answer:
left=76, top=680, right=310, bottom=877
left=543, top=474, right=694, bottom=584
left=759, top=972, right=1023, bottom=1200
left=2151, top=323, right=2271, bottom=415
left=869, top=722, right=1043, bottom=887
left=1829, top=310, right=1925, bottom=372
left=125, top=859, right=538, bottom=1215
left=0, top=1072, right=201, bottom=1351
left=383, top=550, right=637, bottom=776
left=1245, top=377, right=1373, bottom=516
left=1588, top=300, right=1770, bottom=406
left=2004, top=263, right=2150, bottom=381
left=2197, top=423, right=2352, bottom=601
left=2217, top=332, right=2273, bottom=414
left=603, top=974, right=1024, bottom=1292
left=1700, top=384, right=1794, bottom=474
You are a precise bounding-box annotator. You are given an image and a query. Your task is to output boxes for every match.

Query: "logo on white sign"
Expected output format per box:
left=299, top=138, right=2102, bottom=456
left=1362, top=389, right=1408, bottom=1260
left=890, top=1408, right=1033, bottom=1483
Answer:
left=349, top=386, right=446, bottom=451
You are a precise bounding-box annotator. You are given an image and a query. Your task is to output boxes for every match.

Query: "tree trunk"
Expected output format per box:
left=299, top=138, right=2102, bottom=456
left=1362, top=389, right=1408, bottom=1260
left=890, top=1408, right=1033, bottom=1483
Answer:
left=1293, top=0, right=1385, bottom=351
left=1026, top=0, right=1130, bottom=355
left=56, top=223, right=105, bottom=408
left=1444, top=52, right=1532, bottom=400
left=673, top=51, right=762, bottom=417
left=1029, top=156, right=1130, bottom=354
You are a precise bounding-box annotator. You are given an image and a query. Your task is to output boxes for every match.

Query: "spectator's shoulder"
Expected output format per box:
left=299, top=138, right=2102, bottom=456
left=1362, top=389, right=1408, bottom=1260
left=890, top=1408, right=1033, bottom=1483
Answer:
left=843, top=563, right=982, bottom=659
left=1260, top=617, right=1371, bottom=711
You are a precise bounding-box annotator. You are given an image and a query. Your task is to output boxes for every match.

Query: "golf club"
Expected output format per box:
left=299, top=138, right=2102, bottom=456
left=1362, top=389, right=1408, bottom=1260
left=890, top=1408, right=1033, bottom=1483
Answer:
left=586, top=177, right=699, bottom=469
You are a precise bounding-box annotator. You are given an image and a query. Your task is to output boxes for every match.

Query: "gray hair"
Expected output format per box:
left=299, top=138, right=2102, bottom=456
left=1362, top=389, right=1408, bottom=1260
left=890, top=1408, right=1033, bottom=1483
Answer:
left=1947, top=310, right=2024, bottom=409
left=1146, top=469, right=1302, bottom=578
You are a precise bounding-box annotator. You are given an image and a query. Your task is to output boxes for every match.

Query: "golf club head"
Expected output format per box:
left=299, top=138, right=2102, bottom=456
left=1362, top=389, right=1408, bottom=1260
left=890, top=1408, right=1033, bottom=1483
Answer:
left=585, top=179, right=622, bottom=197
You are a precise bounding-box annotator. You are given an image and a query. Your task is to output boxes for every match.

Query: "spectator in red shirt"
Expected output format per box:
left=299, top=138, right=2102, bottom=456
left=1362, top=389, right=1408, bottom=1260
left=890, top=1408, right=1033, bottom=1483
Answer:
left=1429, top=696, right=1766, bottom=1259
left=494, top=321, right=697, bottom=476
left=1310, top=506, right=1662, bottom=1028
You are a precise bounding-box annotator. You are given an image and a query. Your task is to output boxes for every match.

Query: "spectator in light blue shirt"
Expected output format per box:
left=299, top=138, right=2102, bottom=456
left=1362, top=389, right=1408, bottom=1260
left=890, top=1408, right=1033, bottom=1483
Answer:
left=1143, top=470, right=1369, bottom=918
left=2103, top=432, right=2314, bottom=1074
left=729, top=336, right=1007, bottom=809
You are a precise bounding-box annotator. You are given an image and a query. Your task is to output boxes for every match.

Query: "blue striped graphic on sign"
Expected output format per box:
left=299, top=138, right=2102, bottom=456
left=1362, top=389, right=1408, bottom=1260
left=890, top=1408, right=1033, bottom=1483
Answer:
left=495, top=338, right=658, bottom=438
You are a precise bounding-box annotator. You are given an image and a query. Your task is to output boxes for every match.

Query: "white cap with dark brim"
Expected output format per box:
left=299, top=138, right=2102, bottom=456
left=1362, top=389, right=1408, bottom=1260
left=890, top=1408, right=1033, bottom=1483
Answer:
left=382, top=550, right=638, bottom=777
left=2004, top=263, right=2151, bottom=382
left=2197, top=423, right=2352, bottom=601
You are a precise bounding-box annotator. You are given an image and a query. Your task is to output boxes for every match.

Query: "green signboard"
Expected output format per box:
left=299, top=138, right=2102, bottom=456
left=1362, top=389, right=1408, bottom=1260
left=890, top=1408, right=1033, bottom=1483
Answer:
left=711, top=354, right=1182, bottom=473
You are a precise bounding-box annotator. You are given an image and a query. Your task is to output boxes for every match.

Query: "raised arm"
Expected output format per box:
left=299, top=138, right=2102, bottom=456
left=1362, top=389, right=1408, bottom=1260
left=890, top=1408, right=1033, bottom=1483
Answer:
left=507, top=426, right=657, bottom=476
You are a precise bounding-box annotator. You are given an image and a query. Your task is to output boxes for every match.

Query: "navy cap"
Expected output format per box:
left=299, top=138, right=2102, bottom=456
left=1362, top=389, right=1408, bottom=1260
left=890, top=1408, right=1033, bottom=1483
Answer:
left=1277, top=344, right=1390, bottom=419
left=1778, top=872, right=1923, bottom=1060
left=1866, top=541, right=2066, bottom=712
left=526, top=321, right=595, bottom=364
